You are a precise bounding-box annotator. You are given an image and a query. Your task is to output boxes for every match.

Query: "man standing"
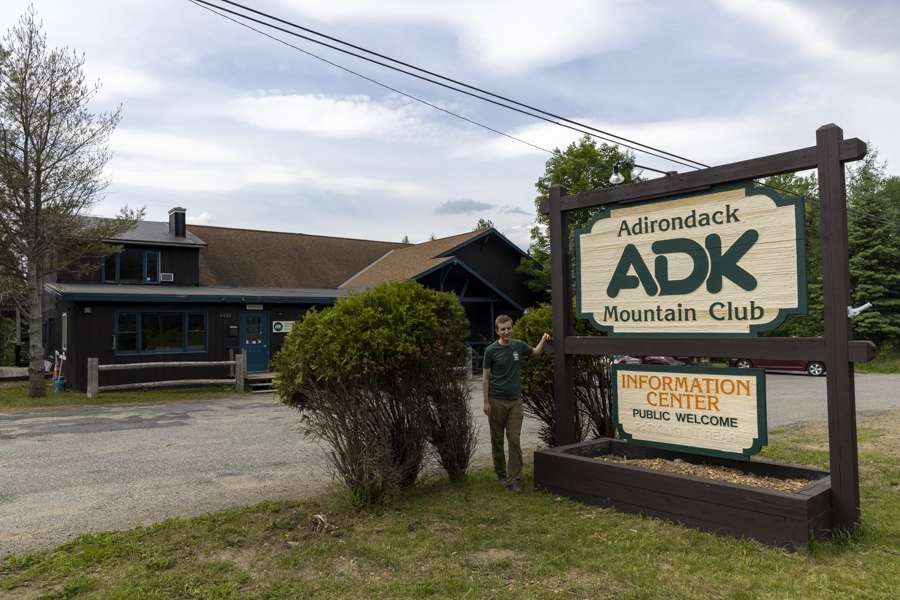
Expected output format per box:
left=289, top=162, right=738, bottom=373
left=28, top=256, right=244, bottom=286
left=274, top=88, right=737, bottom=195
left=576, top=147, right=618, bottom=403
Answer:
left=482, top=314, right=550, bottom=492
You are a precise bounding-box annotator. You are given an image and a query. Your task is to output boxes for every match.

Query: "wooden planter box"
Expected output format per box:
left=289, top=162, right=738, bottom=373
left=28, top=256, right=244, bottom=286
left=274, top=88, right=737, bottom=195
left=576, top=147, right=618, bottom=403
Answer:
left=534, top=438, right=831, bottom=548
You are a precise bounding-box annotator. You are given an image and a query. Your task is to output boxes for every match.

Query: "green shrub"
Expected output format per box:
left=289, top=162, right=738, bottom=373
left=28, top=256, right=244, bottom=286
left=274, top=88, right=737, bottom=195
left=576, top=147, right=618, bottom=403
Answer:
left=514, top=304, right=613, bottom=446
left=275, top=281, right=476, bottom=503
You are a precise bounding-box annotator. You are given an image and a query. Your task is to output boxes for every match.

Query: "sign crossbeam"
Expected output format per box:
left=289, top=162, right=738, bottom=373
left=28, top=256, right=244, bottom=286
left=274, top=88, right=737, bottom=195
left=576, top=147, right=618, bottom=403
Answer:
left=541, top=138, right=866, bottom=215
left=563, top=336, right=875, bottom=363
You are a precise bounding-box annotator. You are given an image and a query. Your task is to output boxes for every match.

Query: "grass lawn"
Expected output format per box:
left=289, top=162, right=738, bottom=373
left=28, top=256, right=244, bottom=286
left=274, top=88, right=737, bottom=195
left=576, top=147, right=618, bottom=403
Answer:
left=856, top=349, right=900, bottom=374
left=2, top=412, right=899, bottom=599
left=0, top=383, right=245, bottom=411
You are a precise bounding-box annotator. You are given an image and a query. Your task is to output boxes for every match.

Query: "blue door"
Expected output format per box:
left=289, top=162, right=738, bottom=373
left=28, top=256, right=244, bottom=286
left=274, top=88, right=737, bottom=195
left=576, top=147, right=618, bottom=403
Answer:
left=240, top=311, right=269, bottom=372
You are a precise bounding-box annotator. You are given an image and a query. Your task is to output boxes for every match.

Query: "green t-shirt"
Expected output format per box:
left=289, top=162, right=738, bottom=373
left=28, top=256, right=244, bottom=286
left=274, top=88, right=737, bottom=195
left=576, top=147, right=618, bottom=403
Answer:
left=483, top=339, right=533, bottom=400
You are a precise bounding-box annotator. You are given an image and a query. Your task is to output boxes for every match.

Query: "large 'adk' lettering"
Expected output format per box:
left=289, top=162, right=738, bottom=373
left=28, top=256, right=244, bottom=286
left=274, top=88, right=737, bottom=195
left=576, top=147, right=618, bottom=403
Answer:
left=606, top=244, right=658, bottom=298
left=605, top=229, right=760, bottom=297
left=652, top=238, right=708, bottom=296
left=705, top=230, right=758, bottom=293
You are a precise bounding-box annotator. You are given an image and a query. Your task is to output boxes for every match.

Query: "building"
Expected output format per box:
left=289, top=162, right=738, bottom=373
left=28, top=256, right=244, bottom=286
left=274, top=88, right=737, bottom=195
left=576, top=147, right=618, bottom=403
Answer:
left=44, top=208, right=537, bottom=391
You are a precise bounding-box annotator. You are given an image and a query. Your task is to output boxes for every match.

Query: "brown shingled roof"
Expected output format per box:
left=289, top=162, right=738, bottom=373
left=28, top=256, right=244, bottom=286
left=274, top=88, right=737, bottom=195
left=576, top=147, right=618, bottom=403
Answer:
left=339, top=229, right=486, bottom=288
left=187, top=225, right=406, bottom=289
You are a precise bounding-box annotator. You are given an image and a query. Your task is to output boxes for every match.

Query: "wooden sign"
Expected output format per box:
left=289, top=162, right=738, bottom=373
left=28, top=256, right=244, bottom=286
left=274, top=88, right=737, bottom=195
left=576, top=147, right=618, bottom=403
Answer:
left=613, top=364, right=767, bottom=459
left=576, top=182, right=806, bottom=336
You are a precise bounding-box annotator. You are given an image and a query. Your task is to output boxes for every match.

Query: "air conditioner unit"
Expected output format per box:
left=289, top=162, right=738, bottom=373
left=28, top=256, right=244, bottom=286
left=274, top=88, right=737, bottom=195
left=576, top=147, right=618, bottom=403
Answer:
left=160, top=272, right=175, bottom=282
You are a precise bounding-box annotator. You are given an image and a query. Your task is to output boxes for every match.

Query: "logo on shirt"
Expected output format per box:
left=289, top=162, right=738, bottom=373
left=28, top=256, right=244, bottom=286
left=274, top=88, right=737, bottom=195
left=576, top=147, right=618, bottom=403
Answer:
left=513, top=352, right=520, bottom=361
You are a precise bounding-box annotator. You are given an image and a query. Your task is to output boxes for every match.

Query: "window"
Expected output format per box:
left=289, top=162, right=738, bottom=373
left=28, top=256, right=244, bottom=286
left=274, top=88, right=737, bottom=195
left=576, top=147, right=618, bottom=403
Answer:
left=117, top=313, right=138, bottom=352
left=61, top=313, right=68, bottom=352
left=141, top=313, right=184, bottom=353
left=103, top=249, right=161, bottom=283
left=115, top=311, right=207, bottom=354
left=118, top=250, right=143, bottom=281
left=187, top=313, right=206, bottom=351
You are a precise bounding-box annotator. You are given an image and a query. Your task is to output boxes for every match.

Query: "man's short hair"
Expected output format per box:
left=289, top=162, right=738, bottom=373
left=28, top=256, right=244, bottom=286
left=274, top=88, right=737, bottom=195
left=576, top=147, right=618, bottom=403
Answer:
left=495, top=314, right=513, bottom=328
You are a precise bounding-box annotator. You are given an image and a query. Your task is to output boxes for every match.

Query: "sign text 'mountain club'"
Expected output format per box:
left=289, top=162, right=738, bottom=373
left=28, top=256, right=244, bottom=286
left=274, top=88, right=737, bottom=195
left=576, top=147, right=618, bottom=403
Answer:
left=575, top=182, right=806, bottom=336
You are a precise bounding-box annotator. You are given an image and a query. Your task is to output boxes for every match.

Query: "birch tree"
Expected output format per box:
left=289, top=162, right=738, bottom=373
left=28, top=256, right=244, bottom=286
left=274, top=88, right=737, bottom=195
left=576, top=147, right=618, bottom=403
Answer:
left=0, top=8, right=142, bottom=397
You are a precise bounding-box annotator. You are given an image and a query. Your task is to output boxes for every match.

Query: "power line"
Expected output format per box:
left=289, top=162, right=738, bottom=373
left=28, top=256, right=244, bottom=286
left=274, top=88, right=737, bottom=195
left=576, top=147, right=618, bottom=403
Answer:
left=190, top=0, right=894, bottom=226
left=187, top=0, right=553, bottom=155
left=189, top=0, right=699, bottom=171
left=188, top=0, right=670, bottom=175
left=213, top=0, right=708, bottom=171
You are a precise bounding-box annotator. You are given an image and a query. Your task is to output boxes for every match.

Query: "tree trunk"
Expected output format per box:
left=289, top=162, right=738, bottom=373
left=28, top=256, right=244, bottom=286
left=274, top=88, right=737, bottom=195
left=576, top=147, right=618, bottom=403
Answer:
left=27, top=263, right=46, bottom=397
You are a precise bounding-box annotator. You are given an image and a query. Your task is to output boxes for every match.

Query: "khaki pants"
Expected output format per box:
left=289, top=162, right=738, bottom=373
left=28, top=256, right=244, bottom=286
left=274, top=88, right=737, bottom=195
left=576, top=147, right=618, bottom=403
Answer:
left=488, top=398, right=524, bottom=482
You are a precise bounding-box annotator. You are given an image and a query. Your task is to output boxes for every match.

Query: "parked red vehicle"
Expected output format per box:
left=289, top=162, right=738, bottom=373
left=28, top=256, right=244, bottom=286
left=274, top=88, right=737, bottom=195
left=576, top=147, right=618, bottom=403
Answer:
left=612, top=356, right=687, bottom=366
left=641, top=355, right=686, bottom=366
left=728, top=357, right=826, bottom=376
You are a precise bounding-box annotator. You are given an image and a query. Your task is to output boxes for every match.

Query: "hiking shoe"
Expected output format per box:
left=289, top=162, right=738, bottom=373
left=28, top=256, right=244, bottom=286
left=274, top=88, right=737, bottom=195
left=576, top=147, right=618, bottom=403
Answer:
left=509, top=480, right=523, bottom=493
left=497, top=478, right=510, bottom=489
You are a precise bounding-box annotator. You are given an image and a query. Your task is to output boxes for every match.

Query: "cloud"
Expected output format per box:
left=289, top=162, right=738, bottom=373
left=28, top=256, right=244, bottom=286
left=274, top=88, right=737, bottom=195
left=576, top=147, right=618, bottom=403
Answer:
left=468, top=110, right=806, bottom=169
left=714, top=0, right=899, bottom=77
left=500, top=205, right=532, bottom=216
left=107, top=155, right=431, bottom=197
left=496, top=223, right=534, bottom=251
left=111, top=129, right=242, bottom=164
left=223, top=92, right=432, bottom=140
left=295, top=170, right=431, bottom=198
left=108, top=123, right=437, bottom=197
left=87, top=64, right=161, bottom=101
left=278, top=0, right=651, bottom=74
left=435, top=198, right=494, bottom=214
left=186, top=211, right=214, bottom=225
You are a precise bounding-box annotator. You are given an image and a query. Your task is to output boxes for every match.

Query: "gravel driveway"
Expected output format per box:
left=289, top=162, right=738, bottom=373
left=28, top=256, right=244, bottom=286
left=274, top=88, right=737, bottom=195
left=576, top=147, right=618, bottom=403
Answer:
left=2, top=373, right=899, bottom=556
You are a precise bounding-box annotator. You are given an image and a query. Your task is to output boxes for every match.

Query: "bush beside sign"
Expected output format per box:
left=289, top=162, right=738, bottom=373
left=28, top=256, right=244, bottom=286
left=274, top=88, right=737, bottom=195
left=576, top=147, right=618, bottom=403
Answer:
left=613, top=364, right=767, bottom=460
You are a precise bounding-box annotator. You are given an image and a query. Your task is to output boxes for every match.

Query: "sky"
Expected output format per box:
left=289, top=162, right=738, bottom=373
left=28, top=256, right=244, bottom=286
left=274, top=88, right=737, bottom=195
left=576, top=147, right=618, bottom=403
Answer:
left=2, top=0, right=899, bottom=249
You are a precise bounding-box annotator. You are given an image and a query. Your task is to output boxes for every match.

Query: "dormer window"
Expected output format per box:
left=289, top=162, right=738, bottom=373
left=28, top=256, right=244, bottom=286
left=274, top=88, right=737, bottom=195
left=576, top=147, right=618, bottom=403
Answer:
left=103, top=249, right=161, bottom=283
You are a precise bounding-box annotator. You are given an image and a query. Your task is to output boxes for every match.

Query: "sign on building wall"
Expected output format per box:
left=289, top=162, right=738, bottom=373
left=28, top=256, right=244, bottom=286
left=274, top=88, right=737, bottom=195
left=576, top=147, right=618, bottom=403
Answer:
left=576, top=182, right=806, bottom=336
left=613, top=364, right=767, bottom=459
left=272, top=321, right=294, bottom=333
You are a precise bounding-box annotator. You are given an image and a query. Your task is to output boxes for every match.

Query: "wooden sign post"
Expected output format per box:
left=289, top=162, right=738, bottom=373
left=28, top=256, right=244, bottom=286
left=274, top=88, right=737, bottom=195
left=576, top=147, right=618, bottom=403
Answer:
left=542, top=124, right=874, bottom=537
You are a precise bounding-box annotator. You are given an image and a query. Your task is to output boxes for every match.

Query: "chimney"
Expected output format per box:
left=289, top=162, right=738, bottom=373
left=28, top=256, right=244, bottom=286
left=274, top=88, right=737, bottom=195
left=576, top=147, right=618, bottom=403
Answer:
left=168, top=207, right=186, bottom=238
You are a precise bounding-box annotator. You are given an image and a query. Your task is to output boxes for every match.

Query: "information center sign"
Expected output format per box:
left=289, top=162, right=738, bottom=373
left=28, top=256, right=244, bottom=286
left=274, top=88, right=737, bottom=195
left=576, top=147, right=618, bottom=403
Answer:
left=576, top=182, right=806, bottom=336
left=613, top=364, right=767, bottom=459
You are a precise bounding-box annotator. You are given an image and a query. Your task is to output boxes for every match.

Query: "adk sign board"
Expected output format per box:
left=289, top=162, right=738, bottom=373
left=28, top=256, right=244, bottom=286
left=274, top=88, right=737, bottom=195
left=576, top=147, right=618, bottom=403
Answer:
left=613, top=364, right=767, bottom=459
left=576, top=182, right=806, bottom=336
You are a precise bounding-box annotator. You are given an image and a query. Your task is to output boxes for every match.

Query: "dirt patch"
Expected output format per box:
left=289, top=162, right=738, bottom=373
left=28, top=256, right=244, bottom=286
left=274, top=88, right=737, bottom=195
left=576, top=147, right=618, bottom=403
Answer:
left=0, top=587, right=42, bottom=600
left=859, top=412, right=900, bottom=458
left=596, top=456, right=814, bottom=493
left=465, top=548, right=518, bottom=568
left=206, top=546, right=261, bottom=572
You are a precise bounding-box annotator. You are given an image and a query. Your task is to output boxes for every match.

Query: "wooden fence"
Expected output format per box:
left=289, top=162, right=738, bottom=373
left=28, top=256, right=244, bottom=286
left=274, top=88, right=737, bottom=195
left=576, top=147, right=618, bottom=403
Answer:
left=86, top=353, right=246, bottom=398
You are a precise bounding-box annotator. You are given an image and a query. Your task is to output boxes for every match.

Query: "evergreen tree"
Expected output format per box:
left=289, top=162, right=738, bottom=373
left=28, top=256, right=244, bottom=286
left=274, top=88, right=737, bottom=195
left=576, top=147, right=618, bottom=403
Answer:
left=474, top=218, right=494, bottom=231
left=847, top=152, right=900, bottom=348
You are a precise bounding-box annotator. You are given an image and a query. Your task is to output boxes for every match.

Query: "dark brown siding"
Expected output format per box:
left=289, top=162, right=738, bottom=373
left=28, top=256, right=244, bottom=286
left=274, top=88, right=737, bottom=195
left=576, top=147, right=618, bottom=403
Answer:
left=160, top=247, right=200, bottom=286
left=453, top=235, right=535, bottom=309
left=268, top=306, right=318, bottom=357
left=65, top=301, right=324, bottom=391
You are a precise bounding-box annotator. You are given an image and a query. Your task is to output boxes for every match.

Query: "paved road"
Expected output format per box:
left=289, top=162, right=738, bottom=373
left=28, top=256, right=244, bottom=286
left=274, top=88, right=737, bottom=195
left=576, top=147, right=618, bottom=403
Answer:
left=2, top=373, right=898, bottom=556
